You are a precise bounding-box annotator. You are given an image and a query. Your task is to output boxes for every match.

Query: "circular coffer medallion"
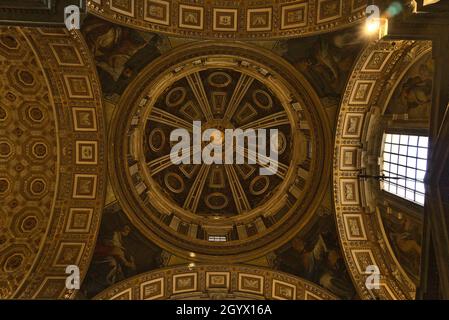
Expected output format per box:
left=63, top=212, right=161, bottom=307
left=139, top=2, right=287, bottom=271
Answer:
left=110, top=43, right=330, bottom=262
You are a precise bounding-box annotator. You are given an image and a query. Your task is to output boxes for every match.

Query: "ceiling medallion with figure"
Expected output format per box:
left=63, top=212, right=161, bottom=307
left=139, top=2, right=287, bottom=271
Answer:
left=109, top=42, right=331, bottom=262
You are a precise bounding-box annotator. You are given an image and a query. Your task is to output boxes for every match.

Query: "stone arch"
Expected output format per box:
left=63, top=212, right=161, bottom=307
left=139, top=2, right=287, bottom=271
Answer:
left=333, top=39, right=431, bottom=299
left=94, top=264, right=337, bottom=300
left=0, top=27, right=106, bottom=299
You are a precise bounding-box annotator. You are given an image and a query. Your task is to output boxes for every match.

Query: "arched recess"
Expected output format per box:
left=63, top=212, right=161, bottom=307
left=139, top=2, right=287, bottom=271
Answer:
left=87, top=0, right=366, bottom=40
left=93, top=264, right=337, bottom=300
left=0, top=27, right=106, bottom=299
left=333, top=39, right=431, bottom=300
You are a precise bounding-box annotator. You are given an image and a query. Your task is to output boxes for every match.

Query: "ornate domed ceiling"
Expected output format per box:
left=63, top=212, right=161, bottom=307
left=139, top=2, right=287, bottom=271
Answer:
left=144, top=68, right=296, bottom=217
left=109, top=42, right=332, bottom=262
left=2, top=0, right=441, bottom=302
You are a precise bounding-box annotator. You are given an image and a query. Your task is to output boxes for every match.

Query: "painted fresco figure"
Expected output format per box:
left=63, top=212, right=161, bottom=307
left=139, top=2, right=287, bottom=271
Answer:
left=82, top=16, right=167, bottom=96
left=281, top=30, right=363, bottom=100
left=276, top=229, right=356, bottom=299
left=82, top=225, right=136, bottom=297
left=386, top=55, right=434, bottom=119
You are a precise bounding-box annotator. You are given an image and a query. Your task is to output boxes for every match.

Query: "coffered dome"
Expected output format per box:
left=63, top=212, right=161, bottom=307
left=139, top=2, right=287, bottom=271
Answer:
left=109, top=42, right=332, bottom=262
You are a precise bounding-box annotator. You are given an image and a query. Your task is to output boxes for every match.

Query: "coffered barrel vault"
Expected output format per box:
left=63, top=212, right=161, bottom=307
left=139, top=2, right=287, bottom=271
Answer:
left=0, top=27, right=106, bottom=299
left=87, top=0, right=367, bottom=40
left=333, top=39, right=431, bottom=300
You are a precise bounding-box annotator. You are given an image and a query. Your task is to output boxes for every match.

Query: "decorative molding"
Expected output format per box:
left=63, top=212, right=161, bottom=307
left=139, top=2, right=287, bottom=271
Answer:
left=333, top=39, right=432, bottom=300
left=87, top=0, right=367, bottom=40
left=94, top=265, right=337, bottom=300
left=0, top=26, right=106, bottom=299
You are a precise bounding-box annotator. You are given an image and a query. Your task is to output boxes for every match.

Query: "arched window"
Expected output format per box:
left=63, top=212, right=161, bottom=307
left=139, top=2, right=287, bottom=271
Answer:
left=381, top=133, right=428, bottom=205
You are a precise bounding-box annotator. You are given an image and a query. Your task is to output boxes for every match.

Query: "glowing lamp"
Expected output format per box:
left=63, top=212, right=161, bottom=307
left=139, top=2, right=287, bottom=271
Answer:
left=365, top=17, right=389, bottom=40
